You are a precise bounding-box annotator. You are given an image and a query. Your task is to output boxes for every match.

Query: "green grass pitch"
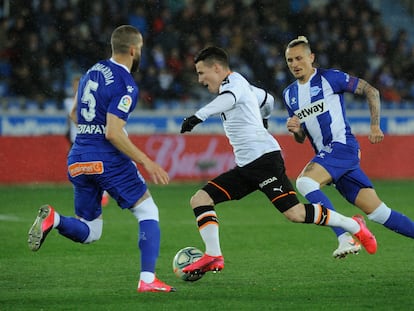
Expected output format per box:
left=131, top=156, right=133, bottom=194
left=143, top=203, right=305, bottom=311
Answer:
left=0, top=181, right=413, bottom=310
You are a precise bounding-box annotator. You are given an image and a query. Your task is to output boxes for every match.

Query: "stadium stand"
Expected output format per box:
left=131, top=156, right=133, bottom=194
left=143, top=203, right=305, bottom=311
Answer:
left=0, top=0, right=413, bottom=112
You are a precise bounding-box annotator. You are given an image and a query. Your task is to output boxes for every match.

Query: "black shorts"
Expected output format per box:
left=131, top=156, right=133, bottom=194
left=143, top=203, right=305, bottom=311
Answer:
left=202, top=151, right=300, bottom=213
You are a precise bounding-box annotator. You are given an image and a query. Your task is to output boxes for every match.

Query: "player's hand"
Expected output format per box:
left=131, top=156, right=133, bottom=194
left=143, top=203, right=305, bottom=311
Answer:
left=368, top=125, right=384, bottom=144
left=180, top=115, right=203, bottom=133
left=286, top=115, right=301, bottom=133
left=143, top=160, right=170, bottom=185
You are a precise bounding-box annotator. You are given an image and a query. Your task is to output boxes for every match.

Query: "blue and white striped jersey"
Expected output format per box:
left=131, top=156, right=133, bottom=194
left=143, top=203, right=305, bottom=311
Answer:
left=283, top=68, right=359, bottom=153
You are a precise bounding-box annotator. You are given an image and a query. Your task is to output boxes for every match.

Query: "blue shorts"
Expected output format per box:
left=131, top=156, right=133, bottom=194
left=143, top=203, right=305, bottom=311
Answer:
left=311, top=142, right=373, bottom=204
left=67, top=152, right=147, bottom=221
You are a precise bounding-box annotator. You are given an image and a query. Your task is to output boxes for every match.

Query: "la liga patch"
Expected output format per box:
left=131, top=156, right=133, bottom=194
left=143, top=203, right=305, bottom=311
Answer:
left=117, top=95, right=132, bottom=113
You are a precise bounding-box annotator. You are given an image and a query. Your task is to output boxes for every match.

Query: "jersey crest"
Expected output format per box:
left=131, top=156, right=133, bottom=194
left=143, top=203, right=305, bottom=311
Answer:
left=310, top=85, right=322, bottom=97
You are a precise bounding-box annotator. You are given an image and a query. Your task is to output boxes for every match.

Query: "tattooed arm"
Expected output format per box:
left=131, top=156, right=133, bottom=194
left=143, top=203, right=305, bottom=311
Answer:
left=354, top=79, right=384, bottom=144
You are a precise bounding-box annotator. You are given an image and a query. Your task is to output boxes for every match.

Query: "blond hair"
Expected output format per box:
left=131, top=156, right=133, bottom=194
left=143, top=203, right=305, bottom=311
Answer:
left=286, top=36, right=311, bottom=52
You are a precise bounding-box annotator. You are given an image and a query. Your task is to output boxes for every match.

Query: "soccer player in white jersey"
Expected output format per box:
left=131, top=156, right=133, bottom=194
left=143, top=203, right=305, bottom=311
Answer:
left=283, top=36, right=414, bottom=258
left=179, top=46, right=377, bottom=277
left=28, top=25, right=175, bottom=292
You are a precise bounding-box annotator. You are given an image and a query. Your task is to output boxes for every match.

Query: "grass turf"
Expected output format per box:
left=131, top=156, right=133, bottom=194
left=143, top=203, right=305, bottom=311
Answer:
left=0, top=181, right=413, bottom=310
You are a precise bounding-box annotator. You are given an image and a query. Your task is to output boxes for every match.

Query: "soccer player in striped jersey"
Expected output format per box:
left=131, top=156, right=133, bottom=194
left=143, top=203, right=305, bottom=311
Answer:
left=28, top=25, right=175, bottom=292
left=283, top=36, right=414, bottom=259
left=179, top=46, right=377, bottom=277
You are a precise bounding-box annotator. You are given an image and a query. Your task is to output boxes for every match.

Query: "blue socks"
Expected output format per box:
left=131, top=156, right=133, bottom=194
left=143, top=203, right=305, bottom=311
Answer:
left=384, top=210, right=414, bottom=238
left=306, top=190, right=414, bottom=239
left=55, top=215, right=162, bottom=273
left=56, top=215, right=90, bottom=243
left=139, top=220, right=160, bottom=273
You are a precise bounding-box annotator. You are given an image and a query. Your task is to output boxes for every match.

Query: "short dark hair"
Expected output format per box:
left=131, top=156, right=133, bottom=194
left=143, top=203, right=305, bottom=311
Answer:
left=194, top=46, right=229, bottom=67
left=111, top=25, right=141, bottom=54
left=286, top=36, right=311, bottom=52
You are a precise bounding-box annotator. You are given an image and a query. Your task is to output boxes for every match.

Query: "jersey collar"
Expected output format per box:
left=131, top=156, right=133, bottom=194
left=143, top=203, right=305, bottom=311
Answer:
left=109, top=58, right=130, bottom=73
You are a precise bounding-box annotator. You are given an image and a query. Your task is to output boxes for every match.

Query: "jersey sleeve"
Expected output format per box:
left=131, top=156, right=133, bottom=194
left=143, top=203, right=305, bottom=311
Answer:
left=324, top=69, right=359, bottom=94
left=195, top=92, right=236, bottom=121
left=250, top=85, right=274, bottom=119
left=107, top=93, right=135, bottom=120
left=220, top=74, right=243, bottom=103
left=195, top=74, right=242, bottom=120
left=107, top=80, right=138, bottom=121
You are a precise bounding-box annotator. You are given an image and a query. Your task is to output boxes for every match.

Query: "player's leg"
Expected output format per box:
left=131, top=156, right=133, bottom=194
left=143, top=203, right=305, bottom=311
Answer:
left=280, top=202, right=376, bottom=255
left=106, top=158, right=174, bottom=292
left=28, top=207, right=101, bottom=251
left=296, top=164, right=360, bottom=258
left=262, top=153, right=376, bottom=255
left=182, top=189, right=224, bottom=275
left=189, top=189, right=221, bottom=257
left=28, top=175, right=103, bottom=251
left=59, top=177, right=103, bottom=242
left=297, top=143, right=363, bottom=258
left=182, top=168, right=254, bottom=275
left=338, top=170, right=414, bottom=239
left=368, top=200, right=414, bottom=238
left=296, top=162, right=343, bottom=232
left=129, top=191, right=175, bottom=292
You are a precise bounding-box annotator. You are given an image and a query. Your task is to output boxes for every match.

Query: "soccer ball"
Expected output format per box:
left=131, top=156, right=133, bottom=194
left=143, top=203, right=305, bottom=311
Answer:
left=172, top=246, right=204, bottom=282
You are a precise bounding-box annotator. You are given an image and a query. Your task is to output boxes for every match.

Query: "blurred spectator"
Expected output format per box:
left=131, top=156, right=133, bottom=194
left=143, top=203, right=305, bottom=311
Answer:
left=1, top=0, right=414, bottom=111
left=128, top=4, right=148, bottom=37
left=138, top=65, right=161, bottom=109
left=377, top=64, right=402, bottom=103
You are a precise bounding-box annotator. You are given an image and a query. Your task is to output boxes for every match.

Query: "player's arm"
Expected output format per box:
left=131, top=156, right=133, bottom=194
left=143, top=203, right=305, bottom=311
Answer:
left=286, top=115, right=306, bottom=143
left=69, top=92, right=78, bottom=125
left=354, top=78, right=384, bottom=144
left=250, top=85, right=274, bottom=129
left=260, top=92, right=274, bottom=129
left=180, top=92, right=235, bottom=133
left=106, top=113, right=169, bottom=184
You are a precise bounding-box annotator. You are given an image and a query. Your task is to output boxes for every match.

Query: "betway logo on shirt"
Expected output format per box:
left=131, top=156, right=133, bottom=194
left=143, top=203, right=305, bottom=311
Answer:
left=294, top=99, right=326, bottom=122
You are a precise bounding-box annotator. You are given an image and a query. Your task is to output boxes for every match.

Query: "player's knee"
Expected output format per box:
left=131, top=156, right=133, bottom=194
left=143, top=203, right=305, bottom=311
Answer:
left=81, top=218, right=103, bottom=243
left=190, top=190, right=213, bottom=208
left=130, top=196, right=159, bottom=221
left=367, top=202, right=391, bottom=224
left=296, top=176, right=320, bottom=196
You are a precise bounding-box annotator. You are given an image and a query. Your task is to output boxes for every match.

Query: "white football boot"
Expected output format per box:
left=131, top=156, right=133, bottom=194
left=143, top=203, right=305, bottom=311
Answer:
left=332, top=232, right=361, bottom=259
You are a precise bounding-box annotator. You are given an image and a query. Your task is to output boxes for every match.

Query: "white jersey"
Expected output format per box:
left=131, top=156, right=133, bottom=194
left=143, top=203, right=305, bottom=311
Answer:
left=195, top=72, right=280, bottom=167
left=251, top=84, right=274, bottom=120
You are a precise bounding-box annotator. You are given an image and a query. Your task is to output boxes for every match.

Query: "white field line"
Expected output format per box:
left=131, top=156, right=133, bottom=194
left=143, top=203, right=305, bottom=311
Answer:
left=0, top=214, right=23, bottom=222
